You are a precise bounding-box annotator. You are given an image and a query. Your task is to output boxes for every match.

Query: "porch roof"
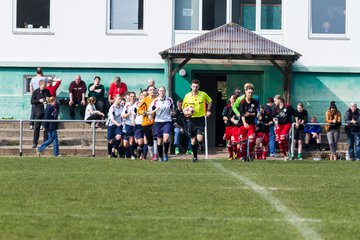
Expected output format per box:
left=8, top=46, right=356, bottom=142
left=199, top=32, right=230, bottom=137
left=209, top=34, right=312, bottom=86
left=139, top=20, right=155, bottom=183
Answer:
left=159, top=22, right=301, bottom=61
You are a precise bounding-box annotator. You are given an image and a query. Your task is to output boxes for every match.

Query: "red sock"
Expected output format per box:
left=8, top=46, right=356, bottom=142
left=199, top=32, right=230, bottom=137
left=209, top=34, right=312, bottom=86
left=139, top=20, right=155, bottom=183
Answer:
left=262, top=150, right=267, bottom=160
left=255, top=147, right=262, bottom=159
left=227, top=146, right=233, bottom=158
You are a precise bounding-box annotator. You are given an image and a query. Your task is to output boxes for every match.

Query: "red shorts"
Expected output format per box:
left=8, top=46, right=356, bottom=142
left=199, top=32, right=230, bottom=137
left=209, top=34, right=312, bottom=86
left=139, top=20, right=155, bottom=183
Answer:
left=223, top=126, right=233, bottom=140
left=256, top=132, right=269, bottom=146
left=238, top=124, right=256, bottom=142
left=275, top=123, right=292, bottom=141
left=231, top=126, right=240, bottom=143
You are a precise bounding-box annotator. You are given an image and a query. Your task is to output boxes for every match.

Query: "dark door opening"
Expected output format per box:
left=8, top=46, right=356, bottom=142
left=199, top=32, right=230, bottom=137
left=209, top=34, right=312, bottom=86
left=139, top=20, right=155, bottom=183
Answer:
left=194, top=73, right=227, bottom=148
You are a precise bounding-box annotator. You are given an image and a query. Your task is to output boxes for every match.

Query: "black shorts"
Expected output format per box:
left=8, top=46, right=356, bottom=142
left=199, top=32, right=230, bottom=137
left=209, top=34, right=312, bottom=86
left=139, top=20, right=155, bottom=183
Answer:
left=188, top=117, right=205, bottom=138
left=143, top=124, right=154, bottom=142
left=294, top=127, right=305, bottom=140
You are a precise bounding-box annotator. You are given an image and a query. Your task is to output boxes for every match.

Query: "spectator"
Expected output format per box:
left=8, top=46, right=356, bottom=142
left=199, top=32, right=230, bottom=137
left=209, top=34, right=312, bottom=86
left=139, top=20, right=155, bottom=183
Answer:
left=304, top=116, right=322, bottom=151
left=68, top=75, right=86, bottom=120
left=173, top=99, right=191, bottom=156
left=264, top=97, right=276, bottom=157
left=84, top=97, right=104, bottom=128
left=29, top=67, right=48, bottom=130
left=46, top=78, right=62, bottom=97
left=30, top=80, right=50, bottom=148
left=294, top=103, right=308, bottom=160
left=108, top=76, right=128, bottom=104
left=325, top=101, right=342, bottom=161
left=344, top=103, right=360, bottom=161
left=88, top=76, right=105, bottom=114
left=36, top=97, right=60, bottom=157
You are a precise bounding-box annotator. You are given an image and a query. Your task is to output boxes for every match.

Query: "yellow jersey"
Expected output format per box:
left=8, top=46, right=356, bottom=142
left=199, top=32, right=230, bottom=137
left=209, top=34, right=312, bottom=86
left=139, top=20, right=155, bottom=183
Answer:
left=137, top=95, right=156, bottom=126
left=182, top=91, right=212, bottom=118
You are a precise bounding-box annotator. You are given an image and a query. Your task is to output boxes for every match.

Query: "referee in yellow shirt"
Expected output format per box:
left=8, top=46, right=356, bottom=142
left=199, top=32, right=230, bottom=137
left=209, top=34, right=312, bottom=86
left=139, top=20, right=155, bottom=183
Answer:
left=182, top=79, right=212, bottom=163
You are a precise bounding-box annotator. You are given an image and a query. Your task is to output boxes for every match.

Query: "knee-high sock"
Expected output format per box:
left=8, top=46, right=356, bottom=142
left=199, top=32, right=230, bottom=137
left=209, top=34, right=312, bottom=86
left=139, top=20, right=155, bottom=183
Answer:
left=113, top=139, right=121, bottom=150
left=153, top=140, right=158, bottom=155
left=148, top=145, right=154, bottom=158
left=191, top=144, right=198, bottom=158
left=130, top=144, right=136, bottom=157
left=255, top=146, right=262, bottom=159
left=164, top=142, right=170, bottom=156
left=108, top=142, right=112, bottom=155
left=249, top=140, right=255, bottom=156
left=227, top=144, right=233, bottom=157
left=241, top=142, right=247, bottom=157
left=143, top=144, right=148, bottom=158
left=262, top=149, right=268, bottom=160
left=158, top=144, right=163, bottom=158
left=125, top=146, right=131, bottom=158
left=279, top=139, right=288, bottom=156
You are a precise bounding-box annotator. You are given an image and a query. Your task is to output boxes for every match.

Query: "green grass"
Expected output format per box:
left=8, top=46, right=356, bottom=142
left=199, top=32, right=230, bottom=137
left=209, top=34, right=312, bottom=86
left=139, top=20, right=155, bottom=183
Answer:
left=1, top=157, right=360, bottom=239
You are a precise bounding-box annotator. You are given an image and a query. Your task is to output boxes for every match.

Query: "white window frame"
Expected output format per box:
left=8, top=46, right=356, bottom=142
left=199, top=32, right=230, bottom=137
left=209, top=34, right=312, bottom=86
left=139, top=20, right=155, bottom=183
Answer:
left=174, top=0, right=283, bottom=34
left=12, top=0, right=54, bottom=35
left=106, top=0, right=147, bottom=36
left=308, top=0, right=349, bottom=40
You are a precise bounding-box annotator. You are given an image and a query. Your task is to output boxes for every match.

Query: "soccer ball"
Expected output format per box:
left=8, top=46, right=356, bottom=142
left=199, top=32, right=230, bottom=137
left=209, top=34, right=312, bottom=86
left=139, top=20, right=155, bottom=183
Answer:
left=183, top=105, right=194, bottom=117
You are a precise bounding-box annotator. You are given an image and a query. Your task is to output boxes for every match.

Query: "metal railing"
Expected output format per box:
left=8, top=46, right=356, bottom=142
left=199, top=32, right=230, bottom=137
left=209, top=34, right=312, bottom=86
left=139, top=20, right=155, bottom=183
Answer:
left=0, top=119, right=107, bottom=157
left=290, top=122, right=347, bottom=158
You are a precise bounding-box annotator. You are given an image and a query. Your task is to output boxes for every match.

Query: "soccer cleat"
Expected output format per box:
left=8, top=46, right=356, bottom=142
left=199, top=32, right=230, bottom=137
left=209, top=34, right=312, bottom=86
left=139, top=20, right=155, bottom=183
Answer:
left=175, top=147, right=180, bottom=155
left=163, top=155, right=169, bottom=162
left=29, top=125, right=34, bottom=130
left=151, top=154, right=158, bottom=161
left=192, top=157, right=199, bottom=163
left=35, top=148, right=41, bottom=157
left=186, top=149, right=193, bottom=155
left=131, top=156, right=136, bottom=160
left=32, top=144, right=37, bottom=149
left=232, top=152, right=238, bottom=159
left=40, top=126, right=44, bottom=130
left=227, top=156, right=233, bottom=161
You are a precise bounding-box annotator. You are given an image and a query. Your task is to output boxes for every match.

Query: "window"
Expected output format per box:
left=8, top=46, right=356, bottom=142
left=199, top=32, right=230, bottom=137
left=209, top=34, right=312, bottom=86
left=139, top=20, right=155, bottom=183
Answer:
left=310, top=0, right=347, bottom=38
left=24, top=75, right=54, bottom=94
left=175, top=0, right=226, bottom=31
left=108, top=0, right=144, bottom=33
left=175, top=0, right=282, bottom=32
left=261, top=0, right=281, bottom=30
left=13, top=0, right=52, bottom=34
left=232, top=0, right=256, bottom=31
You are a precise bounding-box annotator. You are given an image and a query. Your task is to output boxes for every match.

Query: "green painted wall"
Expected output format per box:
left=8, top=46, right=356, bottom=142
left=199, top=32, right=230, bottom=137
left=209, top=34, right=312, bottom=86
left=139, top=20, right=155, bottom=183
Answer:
left=292, top=72, right=360, bottom=122
left=172, top=63, right=284, bottom=104
left=0, top=67, right=165, bottom=119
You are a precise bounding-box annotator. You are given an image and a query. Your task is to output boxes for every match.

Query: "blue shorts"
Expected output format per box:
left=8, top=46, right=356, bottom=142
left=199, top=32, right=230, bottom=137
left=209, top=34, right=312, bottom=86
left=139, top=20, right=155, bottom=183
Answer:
left=107, top=125, right=123, bottom=141
left=153, top=122, right=172, bottom=138
left=134, top=124, right=144, bottom=139
left=124, top=124, right=135, bottom=139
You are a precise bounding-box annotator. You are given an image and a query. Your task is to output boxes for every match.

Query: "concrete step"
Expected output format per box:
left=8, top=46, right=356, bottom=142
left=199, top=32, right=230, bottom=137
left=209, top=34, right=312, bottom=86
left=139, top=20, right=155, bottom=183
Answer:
left=0, top=129, right=107, bottom=138
left=0, top=122, right=105, bottom=130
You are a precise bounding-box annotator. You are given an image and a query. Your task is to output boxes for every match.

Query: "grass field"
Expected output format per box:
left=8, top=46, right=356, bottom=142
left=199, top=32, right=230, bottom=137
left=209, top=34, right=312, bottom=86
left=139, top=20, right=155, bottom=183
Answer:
left=1, top=157, right=360, bottom=240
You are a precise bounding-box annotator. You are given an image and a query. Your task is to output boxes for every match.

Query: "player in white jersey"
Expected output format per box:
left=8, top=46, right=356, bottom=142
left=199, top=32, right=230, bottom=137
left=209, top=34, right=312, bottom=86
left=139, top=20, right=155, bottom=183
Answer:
left=148, top=86, right=174, bottom=161
left=134, top=90, right=148, bottom=159
left=121, top=92, right=137, bottom=159
left=106, top=95, right=124, bottom=158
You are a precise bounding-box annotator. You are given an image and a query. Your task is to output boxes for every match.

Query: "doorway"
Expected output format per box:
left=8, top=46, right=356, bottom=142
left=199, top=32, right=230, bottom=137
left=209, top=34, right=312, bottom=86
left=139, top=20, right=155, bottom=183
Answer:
left=194, top=73, right=227, bottom=148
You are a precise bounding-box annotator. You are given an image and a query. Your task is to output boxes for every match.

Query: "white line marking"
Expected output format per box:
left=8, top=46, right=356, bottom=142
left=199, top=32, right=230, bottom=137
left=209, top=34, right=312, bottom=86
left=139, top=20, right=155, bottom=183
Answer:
left=212, top=162, right=322, bottom=240
left=0, top=212, right=321, bottom=223
left=222, top=186, right=299, bottom=191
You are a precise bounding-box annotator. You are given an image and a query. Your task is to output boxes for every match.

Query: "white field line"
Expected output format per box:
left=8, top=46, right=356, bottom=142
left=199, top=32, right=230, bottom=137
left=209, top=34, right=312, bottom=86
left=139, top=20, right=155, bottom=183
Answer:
left=222, top=186, right=299, bottom=191
left=0, top=212, right=321, bottom=223
left=211, top=162, right=322, bottom=240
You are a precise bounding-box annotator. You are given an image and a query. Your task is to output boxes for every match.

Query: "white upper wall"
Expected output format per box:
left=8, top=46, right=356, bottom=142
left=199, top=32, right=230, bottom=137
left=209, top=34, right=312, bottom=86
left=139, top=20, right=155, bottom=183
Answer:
left=0, top=0, right=358, bottom=68
left=0, top=0, right=173, bottom=64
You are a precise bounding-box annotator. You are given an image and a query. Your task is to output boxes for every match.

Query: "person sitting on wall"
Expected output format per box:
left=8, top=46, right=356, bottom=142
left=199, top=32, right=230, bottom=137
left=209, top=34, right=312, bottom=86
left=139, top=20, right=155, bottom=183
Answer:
left=68, top=75, right=87, bottom=120
left=84, top=97, right=104, bottom=128
left=108, top=76, right=128, bottom=105
left=88, top=76, right=105, bottom=114
left=304, top=116, right=322, bottom=151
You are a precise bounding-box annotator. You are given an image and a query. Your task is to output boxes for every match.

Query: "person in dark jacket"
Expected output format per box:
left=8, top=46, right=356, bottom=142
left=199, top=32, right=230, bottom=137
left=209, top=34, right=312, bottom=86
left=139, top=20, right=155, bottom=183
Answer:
left=344, top=103, right=360, bottom=160
left=172, top=100, right=191, bottom=155
left=31, top=80, right=50, bottom=148
left=69, top=75, right=86, bottom=120
left=36, top=97, right=60, bottom=157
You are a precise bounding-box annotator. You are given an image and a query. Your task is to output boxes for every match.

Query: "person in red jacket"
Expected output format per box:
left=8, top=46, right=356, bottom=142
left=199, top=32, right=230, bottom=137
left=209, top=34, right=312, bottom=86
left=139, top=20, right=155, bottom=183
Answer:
left=46, top=78, right=62, bottom=97
left=108, top=76, right=128, bottom=104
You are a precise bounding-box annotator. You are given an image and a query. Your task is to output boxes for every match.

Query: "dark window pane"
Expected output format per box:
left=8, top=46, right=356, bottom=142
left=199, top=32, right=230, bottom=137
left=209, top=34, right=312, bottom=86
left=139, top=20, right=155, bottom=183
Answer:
left=110, top=0, right=144, bottom=30
left=202, top=0, right=226, bottom=30
left=232, top=0, right=256, bottom=31
left=261, top=0, right=281, bottom=30
left=175, top=0, right=200, bottom=30
left=311, top=0, right=346, bottom=34
left=16, top=0, right=50, bottom=29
